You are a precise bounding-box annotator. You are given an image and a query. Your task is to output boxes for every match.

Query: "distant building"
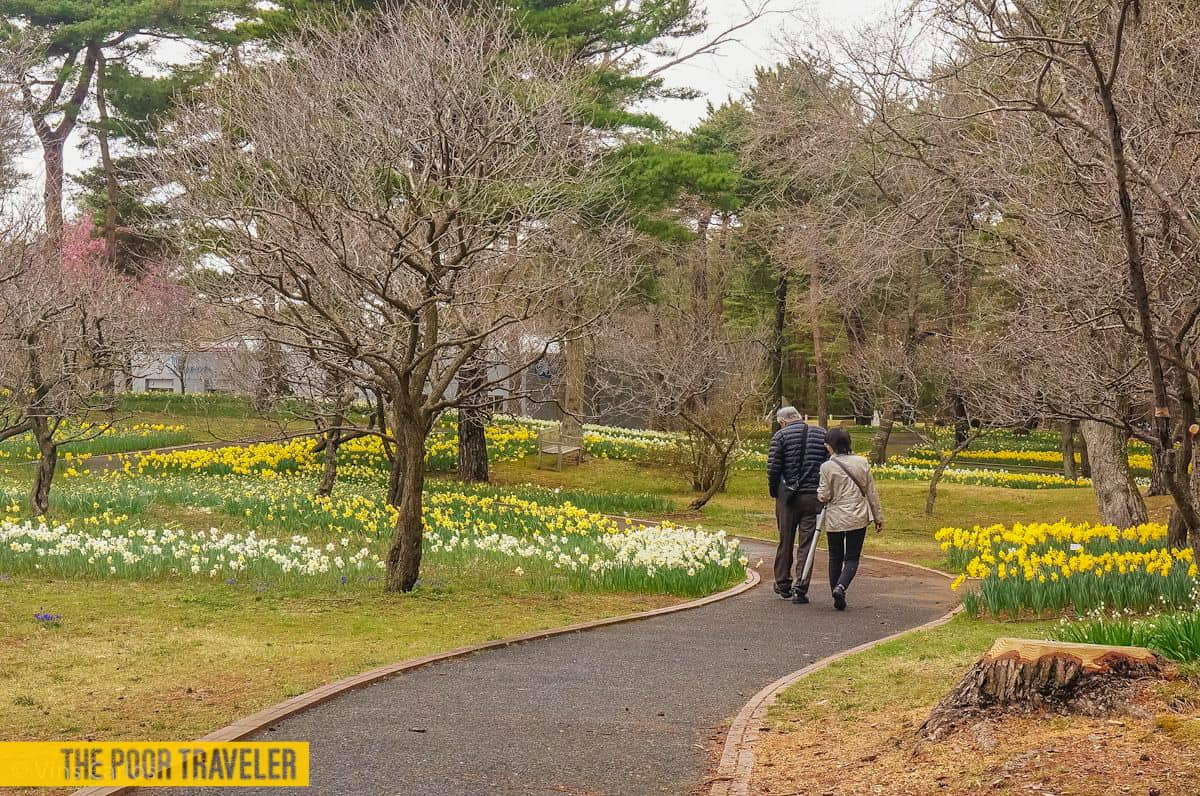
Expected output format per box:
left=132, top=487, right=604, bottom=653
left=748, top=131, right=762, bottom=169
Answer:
left=128, top=345, right=246, bottom=394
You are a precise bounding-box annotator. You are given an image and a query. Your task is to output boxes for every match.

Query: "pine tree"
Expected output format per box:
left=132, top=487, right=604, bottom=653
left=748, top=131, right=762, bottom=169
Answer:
left=1, top=1, right=252, bottom=241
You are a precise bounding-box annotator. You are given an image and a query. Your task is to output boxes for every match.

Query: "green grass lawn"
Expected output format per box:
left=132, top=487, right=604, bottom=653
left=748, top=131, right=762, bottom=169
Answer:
left=771, top=615, right=1053, bottom=723
left=96, top=410, right=307, bottom=445
left=1, top=577, right=677, bottom=746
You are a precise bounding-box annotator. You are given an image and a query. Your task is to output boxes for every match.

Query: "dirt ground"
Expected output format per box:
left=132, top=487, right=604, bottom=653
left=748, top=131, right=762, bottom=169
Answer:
left=752, top=679, right=1200, bottom=796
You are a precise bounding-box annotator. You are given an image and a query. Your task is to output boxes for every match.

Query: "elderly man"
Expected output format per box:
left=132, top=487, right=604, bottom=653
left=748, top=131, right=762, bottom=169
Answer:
left=766, top=406, right=829, bottom=603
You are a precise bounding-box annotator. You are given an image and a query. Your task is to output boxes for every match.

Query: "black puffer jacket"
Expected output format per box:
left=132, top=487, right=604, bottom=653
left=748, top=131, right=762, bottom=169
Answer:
left=767, top=422, right=828, bottom=498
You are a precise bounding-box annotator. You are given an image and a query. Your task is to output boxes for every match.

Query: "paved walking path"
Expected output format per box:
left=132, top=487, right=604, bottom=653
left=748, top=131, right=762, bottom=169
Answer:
left=148, top=539, right=951, bottom=796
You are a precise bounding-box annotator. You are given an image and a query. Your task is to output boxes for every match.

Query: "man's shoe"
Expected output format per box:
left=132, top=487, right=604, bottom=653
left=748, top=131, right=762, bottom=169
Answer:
left=832, top=585, right=847, bottom=611
left=791, top=592, right=809, bottom=604
left=774, top=585, right=793, bottom=600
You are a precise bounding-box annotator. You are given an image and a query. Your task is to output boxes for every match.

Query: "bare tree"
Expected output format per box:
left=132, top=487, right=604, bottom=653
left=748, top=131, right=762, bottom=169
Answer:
left=744, top=35, right=1017, bottom=513
left=593, top=305, right=767, bottom=510
left=155, top=4, right=636, bottom=592
left=0, top=85, right=23, bottom=196
left=753, top=4, right=1197, bottom=528
left=912, top=0, right=1200, bottom=540
left=0, top=214, right=174, bottom=512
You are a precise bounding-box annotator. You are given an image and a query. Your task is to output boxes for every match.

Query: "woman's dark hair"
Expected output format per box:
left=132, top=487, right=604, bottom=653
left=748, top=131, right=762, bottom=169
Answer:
left=826, top=427, right=853, bottom=455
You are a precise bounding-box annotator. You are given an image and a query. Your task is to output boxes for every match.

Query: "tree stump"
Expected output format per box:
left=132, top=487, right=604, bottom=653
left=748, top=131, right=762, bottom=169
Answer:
left=920, top=638, right=1168, bottom=740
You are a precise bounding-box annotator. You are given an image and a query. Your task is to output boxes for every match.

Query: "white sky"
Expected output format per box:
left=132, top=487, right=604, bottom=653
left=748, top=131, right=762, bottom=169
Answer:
left=644, top=0, right=898, bottom=130
left=14, top=0, right=897, bottom=210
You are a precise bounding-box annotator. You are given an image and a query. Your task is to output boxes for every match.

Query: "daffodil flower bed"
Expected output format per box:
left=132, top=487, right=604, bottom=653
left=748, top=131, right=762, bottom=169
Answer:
left=977, top=427, right=1153, bottom=455
left=1051, top=608, right=1200, bottom=663
left=128, top=420, right=673, bottom=477
left=0, top=421, right=191, bottom=461
left=938, top=521, right=1199, bottom=618
left=427, top=522, right=746, bottom=595
left=740, top=440, right=1127, bottom=486
left=581, top=426, right=681, bottom=462
left=0, top=467, right=740, bottom=595
left=512, top=416, right=688, bottom=462
left=877, top=461, right=1092, bottom=489
left=424, top=420, right=540, bottom=470
left=0, top=519, right=382, bottom=584
left=131, top=438, right=317, bottom=476
left=904, top=447, right=1152, bottom=476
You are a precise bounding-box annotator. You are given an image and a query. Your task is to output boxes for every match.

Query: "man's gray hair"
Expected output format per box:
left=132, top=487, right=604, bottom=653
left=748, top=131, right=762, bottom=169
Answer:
left=776, top=406, right=802, bottom=424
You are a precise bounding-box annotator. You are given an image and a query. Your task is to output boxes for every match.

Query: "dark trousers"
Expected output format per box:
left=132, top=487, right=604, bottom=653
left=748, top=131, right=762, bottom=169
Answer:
left=827, top=527, right=867, bottom=592
left=774, top=492, right=821, bottom=596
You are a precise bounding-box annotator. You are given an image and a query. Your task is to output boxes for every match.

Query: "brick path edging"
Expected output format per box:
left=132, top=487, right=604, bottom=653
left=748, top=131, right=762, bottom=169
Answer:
left=706, top=573, right=961, bottom=796
left=69, top=566, right=760, bottom=796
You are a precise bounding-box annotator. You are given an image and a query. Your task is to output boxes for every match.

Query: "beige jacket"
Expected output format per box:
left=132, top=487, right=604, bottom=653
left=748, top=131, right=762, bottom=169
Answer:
left=817, top=454, right=883, bottom=533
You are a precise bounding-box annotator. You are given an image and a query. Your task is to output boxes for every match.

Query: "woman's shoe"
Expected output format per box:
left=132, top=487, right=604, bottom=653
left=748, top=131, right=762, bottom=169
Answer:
left=832, top=585, right=847, bottom=611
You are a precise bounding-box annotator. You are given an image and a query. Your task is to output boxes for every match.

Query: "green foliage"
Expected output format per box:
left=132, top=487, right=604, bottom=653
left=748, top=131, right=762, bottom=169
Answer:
left=99, top=60, right=215, bottom=144
left=3, top=1, right=252, bottom=269
left=606, top=141, right=739, bottom=238
left=1, top=1, right=250, bottom=54
left=115, top=392, right=260, bottom=418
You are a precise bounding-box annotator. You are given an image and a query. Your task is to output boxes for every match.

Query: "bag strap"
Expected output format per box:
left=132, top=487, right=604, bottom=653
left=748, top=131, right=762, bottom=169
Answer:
left=780, top=422, right=811, bottom=493
left=831, top=456, right=874, bottom=522
left=831, top=456, right=869, bottom=498
left=793, top=422, right=810, bottom=486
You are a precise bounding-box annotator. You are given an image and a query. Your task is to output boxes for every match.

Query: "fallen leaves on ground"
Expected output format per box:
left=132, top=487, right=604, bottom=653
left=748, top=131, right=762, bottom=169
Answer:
left=752, top=679, right=1200, bottom=796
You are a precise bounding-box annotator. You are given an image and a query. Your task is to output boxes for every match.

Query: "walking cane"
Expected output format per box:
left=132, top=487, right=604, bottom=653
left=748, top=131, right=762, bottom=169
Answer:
left=799, top=511, right=824, bottom=586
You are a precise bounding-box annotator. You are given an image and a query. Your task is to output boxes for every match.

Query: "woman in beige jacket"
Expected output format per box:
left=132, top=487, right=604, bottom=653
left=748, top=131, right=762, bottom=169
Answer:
left=816, top=427, right=884, bottom=610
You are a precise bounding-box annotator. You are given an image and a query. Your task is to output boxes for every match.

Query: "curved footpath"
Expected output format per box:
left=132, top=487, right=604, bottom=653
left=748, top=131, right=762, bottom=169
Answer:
left=135, top=539, right=951, bottom=796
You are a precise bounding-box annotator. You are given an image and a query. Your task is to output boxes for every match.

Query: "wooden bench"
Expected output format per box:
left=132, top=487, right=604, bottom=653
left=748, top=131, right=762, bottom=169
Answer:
left=537, top=427, right=584, bottom=470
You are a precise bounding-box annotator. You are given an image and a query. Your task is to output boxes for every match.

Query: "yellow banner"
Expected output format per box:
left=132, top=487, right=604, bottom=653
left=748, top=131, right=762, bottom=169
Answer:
left=0, top=742, right=309, bottom=787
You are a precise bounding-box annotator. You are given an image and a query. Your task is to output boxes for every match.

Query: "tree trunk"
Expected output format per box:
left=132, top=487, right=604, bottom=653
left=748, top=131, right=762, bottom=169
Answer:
left=842, top=310, right=873, bottom=424
left=457, top=412, right=488, bottom=482
left=1101, top=81, right=1174, bottom=455
left=456, top=359, right=489, bottom=483
left=1149, top=444, right=1170, bottom=497
left=561, top=333, right=586, bottom=449
left=118, top=352, right=133, bottom=393
left=1061, top=421, right=1077, bottom=481
left=869, top=409, right=895, bottom=466
left=1190, top=441, right=1200, bottom=551
left=793, top=350, right=809, bottom=417
left=809, top=259, right=828, bottom=427
left=1168, top=507, right=1188, bottom=548
left=686, top=440, right=734, bottom=511
left=1171, top=438, right=1200, bottom=549
left=43, top=139, right=66, bottom=245
left=694, top=214, right=710, bottom=306
left=386, top=454, right=403, bottom=508
left=316, top=436, right=339, bottom=497
left=920, top=638, right=1166, bottom=741
left=770, top=268, right=787, bottom=433
left=385, top=420, right=427, bottom=593
left=94, top=51, right=121, bottom=266
left=1079, top=431, right=1092, bottom=478
left=30, top=420, right=57, bottom=515
left=1079, top=421, right=1147, bottom=529
left=950, top=392, right=970, bottom=446
left=924, top=454, right=953, bottom=516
